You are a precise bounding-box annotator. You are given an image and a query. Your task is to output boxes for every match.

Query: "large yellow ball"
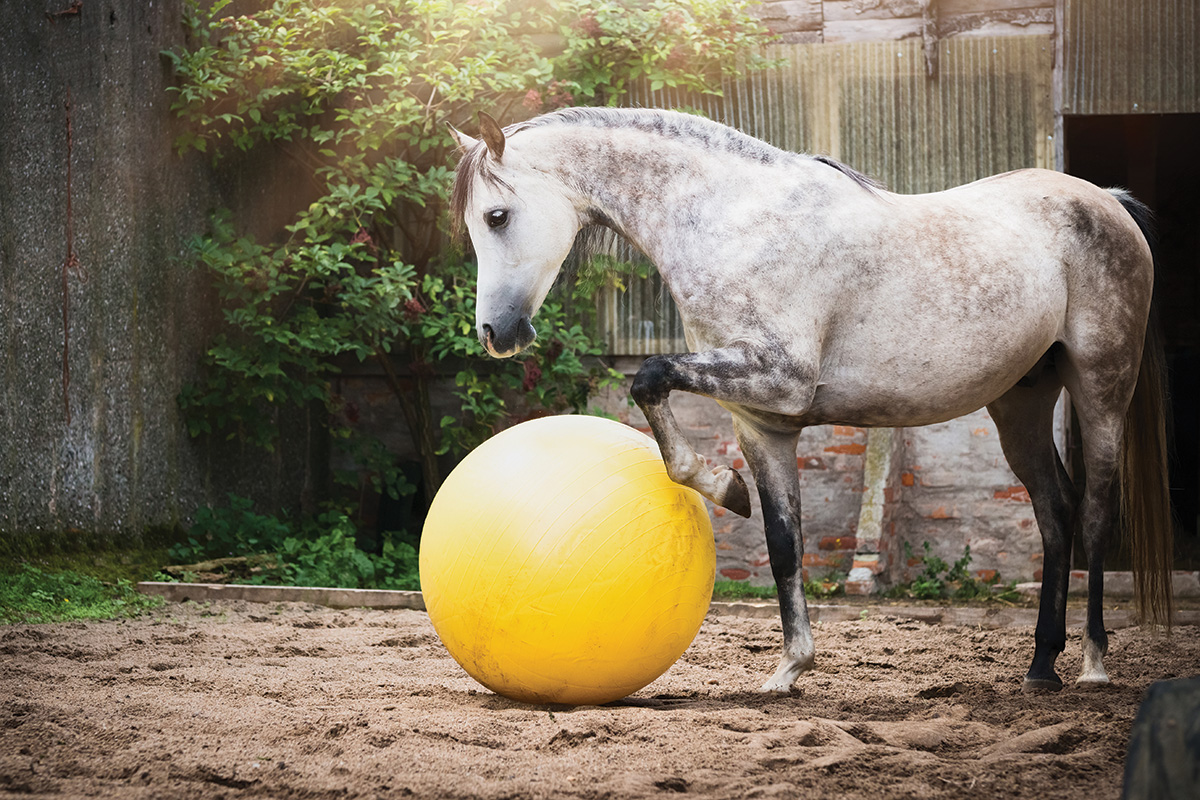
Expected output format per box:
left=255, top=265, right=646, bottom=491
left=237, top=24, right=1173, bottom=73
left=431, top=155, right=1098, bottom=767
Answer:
left=419, top=415, right=715, bottom=705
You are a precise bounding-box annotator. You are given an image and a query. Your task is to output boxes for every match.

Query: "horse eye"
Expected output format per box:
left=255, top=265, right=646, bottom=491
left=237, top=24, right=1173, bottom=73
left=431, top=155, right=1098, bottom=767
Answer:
left=485, top=209, right=509, bottom=229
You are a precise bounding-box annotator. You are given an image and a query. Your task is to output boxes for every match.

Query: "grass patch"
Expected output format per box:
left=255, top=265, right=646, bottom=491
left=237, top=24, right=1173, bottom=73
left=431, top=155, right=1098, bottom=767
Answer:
left=713, top=579, right=778, bottom=601
left=0, top=564, right=164, bottom=625
left=713, top=575, right=851, bottom=602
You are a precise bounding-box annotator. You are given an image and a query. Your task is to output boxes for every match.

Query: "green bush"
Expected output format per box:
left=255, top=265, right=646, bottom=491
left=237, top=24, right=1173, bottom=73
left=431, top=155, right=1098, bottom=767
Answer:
left=274, top=513, right=419, bottom=590
left=164, top=0, right=775, bottom=520
left=170, top=493, right=293, bottom=563
left=890, top=542, right=1021, bottom=602
left=168, top=494, right=420, bottom=590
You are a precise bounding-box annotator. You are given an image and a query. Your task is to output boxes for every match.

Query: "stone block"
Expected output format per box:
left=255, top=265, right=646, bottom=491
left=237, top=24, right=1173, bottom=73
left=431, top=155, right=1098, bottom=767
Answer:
left=845, top=566, right=878, bottom=595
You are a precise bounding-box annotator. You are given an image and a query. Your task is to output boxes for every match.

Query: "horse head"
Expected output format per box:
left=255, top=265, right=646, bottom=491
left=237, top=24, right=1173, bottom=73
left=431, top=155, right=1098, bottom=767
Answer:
left=449, top=113, right=581, bottom=358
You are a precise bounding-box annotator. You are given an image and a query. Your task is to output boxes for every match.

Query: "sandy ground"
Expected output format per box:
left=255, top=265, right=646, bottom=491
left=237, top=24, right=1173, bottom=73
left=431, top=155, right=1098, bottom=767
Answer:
left=1, top=600, right=1197, bottom=800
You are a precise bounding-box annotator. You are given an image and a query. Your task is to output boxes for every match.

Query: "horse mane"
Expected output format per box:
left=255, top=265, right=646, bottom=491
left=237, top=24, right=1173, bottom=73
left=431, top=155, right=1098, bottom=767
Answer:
left=511, top=106, right=788, bottom=166
left=811, top=154, right=885, bottom=191
left=521, top=108, right=885, bottom=190
left=449, top=106, right=883, bottom=238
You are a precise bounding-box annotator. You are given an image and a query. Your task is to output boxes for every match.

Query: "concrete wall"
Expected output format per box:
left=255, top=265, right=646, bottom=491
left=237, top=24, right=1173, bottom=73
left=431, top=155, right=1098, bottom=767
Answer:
left=0, top=0, right=311, bottom=551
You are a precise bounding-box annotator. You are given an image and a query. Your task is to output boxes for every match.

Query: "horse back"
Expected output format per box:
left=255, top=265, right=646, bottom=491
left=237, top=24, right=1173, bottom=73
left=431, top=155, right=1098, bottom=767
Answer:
left=798, top=169, right=1152, bottom=427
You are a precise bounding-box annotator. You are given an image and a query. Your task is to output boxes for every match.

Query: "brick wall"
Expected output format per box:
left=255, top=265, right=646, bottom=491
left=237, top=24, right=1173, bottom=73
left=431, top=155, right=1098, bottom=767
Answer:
left=894, top=409, right=1043, bottom=586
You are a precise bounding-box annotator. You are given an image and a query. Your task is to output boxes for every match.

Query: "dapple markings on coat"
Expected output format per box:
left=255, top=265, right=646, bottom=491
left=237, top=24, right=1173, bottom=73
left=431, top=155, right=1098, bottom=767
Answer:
left=449, top=107, right=1173, bottom=693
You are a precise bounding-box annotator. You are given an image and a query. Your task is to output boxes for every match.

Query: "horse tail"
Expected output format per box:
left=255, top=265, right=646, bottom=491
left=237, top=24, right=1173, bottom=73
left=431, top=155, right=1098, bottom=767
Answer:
left=1110, top=188, right=1174, bottom=629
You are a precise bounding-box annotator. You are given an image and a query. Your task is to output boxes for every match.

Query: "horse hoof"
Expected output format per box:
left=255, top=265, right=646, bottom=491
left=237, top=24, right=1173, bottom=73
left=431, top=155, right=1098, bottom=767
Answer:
left=759, top=652, right=815, bottom=693
left=759, top=680, right=802, bottom=695
left=1022, top=677, right=1064, bottom=693
left=759, top=671, right=805, bottom=694
left=1075, top=674, right=1111, bottom=689
left=718, top=468, right=752, bottom=518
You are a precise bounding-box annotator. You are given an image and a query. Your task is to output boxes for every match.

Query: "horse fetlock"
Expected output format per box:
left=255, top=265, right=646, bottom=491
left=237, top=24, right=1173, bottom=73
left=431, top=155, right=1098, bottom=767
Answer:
left=663, top=449, right=707, bottom=487
left=1076, top=638, right=1110, bottom=687
left=667, top=458, right=751, bottom=517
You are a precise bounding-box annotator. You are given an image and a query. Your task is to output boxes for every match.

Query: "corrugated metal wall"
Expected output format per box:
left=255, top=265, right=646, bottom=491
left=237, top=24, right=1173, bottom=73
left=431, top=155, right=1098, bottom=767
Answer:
left=600, top=36, right=1055, bottom=355
left=1063, top=0, right=1200, bottom=115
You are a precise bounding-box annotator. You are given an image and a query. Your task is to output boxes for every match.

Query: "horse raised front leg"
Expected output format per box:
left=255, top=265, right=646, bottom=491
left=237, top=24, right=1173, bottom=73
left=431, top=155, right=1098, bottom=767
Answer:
left=629, top=351, right=770, bottom=517
left=629, top=347, right=822, bottom=692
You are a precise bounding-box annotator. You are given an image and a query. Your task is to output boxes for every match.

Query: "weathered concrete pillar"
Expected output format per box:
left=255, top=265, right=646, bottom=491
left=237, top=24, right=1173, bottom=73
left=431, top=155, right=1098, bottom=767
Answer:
left=846, top=426, right=906, bottom=594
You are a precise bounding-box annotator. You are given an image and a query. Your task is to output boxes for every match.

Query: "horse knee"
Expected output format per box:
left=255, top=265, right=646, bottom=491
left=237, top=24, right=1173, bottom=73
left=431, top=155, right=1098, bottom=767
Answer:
left=630, top=356, right=673, bottom=407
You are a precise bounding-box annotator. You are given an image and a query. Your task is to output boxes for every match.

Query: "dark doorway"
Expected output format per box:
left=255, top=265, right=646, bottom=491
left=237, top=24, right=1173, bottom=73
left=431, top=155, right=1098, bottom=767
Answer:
left=1064, top=113, right=1200, bottom=570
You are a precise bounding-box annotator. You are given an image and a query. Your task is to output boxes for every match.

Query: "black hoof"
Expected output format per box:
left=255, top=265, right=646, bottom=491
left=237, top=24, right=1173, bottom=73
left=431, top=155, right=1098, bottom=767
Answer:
left=724, top=470, right=752, bottom=518
left=1022, top=676, right=1064, bottom=693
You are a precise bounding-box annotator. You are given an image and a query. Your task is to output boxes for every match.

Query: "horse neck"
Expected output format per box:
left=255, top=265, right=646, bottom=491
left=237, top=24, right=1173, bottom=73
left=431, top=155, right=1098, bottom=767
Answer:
left=527, top=124, right=839, bottom=277
left=529, top=126, right=758, bottom=265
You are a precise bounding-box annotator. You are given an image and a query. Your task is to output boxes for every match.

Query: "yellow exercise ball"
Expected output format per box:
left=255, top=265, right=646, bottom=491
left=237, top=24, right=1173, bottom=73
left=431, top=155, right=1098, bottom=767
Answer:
left=419, top=414, right=715, bottom=706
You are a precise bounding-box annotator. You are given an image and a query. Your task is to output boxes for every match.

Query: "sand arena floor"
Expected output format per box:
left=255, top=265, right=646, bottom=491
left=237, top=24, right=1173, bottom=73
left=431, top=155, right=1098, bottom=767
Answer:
left=1, top=599, right=1197, bottom=799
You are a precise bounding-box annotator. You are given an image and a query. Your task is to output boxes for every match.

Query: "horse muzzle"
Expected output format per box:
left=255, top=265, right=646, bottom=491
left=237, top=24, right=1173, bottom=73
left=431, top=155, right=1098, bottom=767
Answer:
left=480, top=315, right=537, bottom=358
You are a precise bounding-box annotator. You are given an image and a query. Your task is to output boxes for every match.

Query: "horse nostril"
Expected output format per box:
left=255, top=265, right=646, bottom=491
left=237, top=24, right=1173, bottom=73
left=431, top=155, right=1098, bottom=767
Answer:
left=481, top=324, right=495, bottom=348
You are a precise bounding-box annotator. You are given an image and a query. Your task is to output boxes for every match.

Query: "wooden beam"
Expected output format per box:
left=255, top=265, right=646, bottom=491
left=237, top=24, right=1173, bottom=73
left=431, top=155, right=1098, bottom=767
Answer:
left=757, top=0, right=824, bottom=32
left=940, top=0, right=1054, bottom=13
left=824, top=16, right=926, bottom=41
left=823, top=0, right=924, bottom=23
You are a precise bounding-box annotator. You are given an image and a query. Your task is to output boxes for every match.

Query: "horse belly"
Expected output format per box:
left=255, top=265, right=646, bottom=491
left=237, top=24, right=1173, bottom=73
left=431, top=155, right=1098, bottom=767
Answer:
left=809, top=295, right=1063, bottom=427
left=803, top=187, right=1073, bottom=427
left=808, top=373, right=1020, bottom=428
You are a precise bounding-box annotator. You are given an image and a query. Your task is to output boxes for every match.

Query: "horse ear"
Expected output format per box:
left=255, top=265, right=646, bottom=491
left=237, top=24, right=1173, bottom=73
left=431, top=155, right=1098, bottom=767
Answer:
left=478, top=112, right=506, bottom=161
left=448, top=123, right=477, bottom=151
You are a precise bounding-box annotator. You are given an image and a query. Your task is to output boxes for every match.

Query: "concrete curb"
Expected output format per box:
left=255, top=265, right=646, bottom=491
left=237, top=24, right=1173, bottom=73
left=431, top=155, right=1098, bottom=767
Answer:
left=713, top=601, right=1200, bottom=629
left=1021, top=571, right=1200, bottom=598
left=137, top=582, right=426, bottom=611
left=136, top=582, right=1200, bottom=629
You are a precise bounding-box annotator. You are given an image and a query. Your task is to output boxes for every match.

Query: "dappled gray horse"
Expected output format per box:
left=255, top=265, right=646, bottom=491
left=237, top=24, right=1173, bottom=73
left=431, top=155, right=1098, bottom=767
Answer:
left=449, top=107, right=1173, bottom=693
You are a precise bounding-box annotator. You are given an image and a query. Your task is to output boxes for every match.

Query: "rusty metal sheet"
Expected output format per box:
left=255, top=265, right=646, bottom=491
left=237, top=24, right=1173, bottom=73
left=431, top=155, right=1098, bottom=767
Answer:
left=1062, top=0, right=1200, bottom=115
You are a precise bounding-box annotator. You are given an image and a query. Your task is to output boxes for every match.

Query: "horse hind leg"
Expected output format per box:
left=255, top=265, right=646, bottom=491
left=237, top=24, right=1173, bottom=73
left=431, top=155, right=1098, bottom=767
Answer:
left=1061, top=386, right=1125, bottom=688
left=987, top=359, right=1077, bottom=691
left=1063, top=330, right=1171, bottom=687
